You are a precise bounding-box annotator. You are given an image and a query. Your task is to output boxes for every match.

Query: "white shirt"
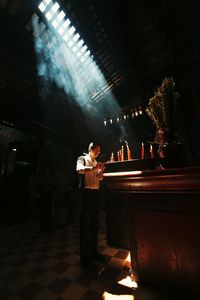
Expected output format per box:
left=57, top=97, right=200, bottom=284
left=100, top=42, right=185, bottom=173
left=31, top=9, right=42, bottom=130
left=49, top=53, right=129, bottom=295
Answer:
left=76, top=154, right=103, bottom=189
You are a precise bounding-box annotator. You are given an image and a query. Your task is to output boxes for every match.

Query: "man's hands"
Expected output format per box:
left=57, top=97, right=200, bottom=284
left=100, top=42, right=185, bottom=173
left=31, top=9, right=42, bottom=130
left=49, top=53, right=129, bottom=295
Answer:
left=97, top=162, right=106, bottom=171
left=93, top=162, right=105, bottom=172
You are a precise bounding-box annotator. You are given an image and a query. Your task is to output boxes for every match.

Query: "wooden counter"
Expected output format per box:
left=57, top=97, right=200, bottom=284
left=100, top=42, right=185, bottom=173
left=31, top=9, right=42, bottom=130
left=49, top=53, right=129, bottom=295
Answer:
left=103, top=164, right=200, bottom=294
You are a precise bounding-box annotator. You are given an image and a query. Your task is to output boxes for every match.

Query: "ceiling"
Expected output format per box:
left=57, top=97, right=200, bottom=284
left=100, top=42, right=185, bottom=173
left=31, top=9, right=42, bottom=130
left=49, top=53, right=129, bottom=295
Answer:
left=0, top=0, right=200, bottom=138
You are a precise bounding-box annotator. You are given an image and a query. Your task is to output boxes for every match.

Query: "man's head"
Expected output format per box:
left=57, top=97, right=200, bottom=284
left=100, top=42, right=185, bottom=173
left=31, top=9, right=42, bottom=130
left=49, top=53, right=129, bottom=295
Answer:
left=88, top=142, right=101, bottom=159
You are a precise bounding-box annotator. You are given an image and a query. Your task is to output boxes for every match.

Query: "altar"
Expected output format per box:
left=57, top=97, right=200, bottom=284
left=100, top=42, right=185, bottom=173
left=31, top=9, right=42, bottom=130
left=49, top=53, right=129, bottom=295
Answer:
left=103, top=161, right=200, bottom=294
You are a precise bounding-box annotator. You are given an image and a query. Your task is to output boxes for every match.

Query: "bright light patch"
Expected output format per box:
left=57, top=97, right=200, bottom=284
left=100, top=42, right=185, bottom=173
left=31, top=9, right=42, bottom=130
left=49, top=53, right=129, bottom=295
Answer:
left=103, top=83, right=114, bottom=92
left=67, top=40, right=74, bottom=47
left=126, top=252, right=131, bottom=263
left=38, top=0, right=52, bottom=12
left=44, top=0, right=51, bottom=4
left=76, top=51, right=82, bottom=57
left=63, top=33, right=69, bottom=41
left=51, top=2, right=59, bottom=13
left=80, top=56, right=86, bottom=62
left=118, top=276, right=138, bottom=289
left=58, top=26, right=64, bottom=35
left=102, top=292, right=134, bottom=300
left=102, top=84, right=108, bottom=90
left=38, top=3, right=46, bottom=12
left=63, top=19, right=70, bottom=28
left=72, top=45, right=78, bottom=53
left=77, top=39, right=84, bottom=47
left=52, top=20, right=58, bottom=28
left=103, top=171, right=142, bottom=177
left=73, top=33, right=80, bottom=41
left=85, top=50, right=90, bottom=57
left=57, top=10, right=65, bottom=21
left=45, top=11, right=53, bottom=20
left=81, top=45, right=87, bottom=53
left=68, top=26, right=75, bottom=35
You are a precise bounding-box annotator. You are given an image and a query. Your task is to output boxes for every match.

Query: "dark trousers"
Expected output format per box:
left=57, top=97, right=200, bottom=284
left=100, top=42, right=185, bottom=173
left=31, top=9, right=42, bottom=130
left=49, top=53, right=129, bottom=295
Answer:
left=80, top=189, right=100, bottom=264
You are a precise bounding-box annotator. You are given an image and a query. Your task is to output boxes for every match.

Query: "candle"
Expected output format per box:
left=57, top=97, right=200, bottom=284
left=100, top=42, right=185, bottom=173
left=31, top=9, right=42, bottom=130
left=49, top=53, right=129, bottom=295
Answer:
left=110, top=152, right=115, bottom=162
left=117, top=151, right=121, bottom=161
left=126, top=143, right=132, bottom=160
left=121, top=146, right=124, bottom=161
left=150, top=144, right=154, bottom=158
left=128, top=148, right=132, bottom=160
left=141, top=142, right=145, bottom=159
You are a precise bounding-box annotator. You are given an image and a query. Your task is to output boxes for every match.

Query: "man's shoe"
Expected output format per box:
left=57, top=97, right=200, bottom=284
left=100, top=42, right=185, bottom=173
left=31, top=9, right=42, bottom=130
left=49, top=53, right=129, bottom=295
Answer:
left=81, top=261, right=99, bottom=272
left=93, top=253, right=106, bottom=262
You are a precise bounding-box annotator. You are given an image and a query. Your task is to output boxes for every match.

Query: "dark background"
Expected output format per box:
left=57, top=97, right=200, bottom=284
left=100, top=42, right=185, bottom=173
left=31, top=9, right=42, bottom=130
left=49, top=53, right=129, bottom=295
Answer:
left=0, top=0, right=200, bottom=223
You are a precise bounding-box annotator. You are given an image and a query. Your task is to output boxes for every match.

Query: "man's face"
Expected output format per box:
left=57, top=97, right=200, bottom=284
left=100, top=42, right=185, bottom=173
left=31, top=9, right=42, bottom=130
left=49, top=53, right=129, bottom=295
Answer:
left=90, top=146, right=101, bottom=159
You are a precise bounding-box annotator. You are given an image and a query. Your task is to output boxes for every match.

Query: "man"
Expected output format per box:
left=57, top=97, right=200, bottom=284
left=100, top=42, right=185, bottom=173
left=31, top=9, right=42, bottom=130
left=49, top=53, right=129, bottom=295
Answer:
left=76, top=142, right=106, bottom=272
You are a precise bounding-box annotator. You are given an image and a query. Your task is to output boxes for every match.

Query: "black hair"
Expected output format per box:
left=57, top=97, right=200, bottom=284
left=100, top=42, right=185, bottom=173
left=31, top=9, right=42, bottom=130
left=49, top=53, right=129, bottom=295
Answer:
left=88, top=142, right=100, bottom=152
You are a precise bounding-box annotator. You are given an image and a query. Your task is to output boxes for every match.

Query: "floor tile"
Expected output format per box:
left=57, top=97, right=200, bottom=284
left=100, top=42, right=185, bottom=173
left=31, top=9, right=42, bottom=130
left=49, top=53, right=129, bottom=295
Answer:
left=81, top=289, right=102, bottom=300
left=32, top=288, right=58, bottom=300
left=63, top=265, right=82, bottom=281
left=0, top=210, right=184, bottom=300
left=36, top=270, right=58, bottom=287
left=52, top=261, right=70, bottom=274
left=48, top=277, right=71, bottom=294
left=17, top=281, right=43, bottom=300
left=27, top=265, right=48, bottom=279
left=61, top=282, right=88, bottom=300
left=8, top=275, right=32, bottom=292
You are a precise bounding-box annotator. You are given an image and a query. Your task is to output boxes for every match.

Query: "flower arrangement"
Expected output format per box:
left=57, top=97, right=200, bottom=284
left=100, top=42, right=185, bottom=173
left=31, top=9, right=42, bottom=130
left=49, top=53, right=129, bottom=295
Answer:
left=146, top=77, right=179, bottom=130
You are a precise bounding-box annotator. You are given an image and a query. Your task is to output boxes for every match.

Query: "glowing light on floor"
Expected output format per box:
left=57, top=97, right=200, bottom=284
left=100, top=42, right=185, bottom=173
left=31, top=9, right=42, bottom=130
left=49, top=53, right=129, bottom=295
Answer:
left=117, top=251, right=138, bottom=289
left=118, top=276, right=138, bottom=289
left=125, top=252, right=131, bottom=263
left=102, top=292, right=134, bottom=300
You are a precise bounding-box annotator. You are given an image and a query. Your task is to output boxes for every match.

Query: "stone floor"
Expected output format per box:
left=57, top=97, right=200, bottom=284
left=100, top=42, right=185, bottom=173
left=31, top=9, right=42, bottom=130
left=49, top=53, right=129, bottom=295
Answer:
left=0, top=211, right=194, bottom=300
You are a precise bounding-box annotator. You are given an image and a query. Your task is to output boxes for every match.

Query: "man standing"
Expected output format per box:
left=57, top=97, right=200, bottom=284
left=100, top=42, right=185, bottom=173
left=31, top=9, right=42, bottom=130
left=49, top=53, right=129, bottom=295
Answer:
left=76, top=142, right=106, bottom=272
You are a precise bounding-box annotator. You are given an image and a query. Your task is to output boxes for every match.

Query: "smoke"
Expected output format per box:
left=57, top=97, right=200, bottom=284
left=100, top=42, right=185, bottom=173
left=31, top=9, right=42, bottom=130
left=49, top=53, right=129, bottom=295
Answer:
left=32, top=15, right=120, bottom=123
left=119, top=124, right=128, bottom=144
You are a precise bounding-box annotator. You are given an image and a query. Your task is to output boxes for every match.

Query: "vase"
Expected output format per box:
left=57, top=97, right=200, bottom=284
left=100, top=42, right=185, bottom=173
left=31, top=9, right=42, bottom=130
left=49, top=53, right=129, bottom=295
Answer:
left=154, top=128, right=186, bottom=167
left=155, top=128, right=170, bottom=146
